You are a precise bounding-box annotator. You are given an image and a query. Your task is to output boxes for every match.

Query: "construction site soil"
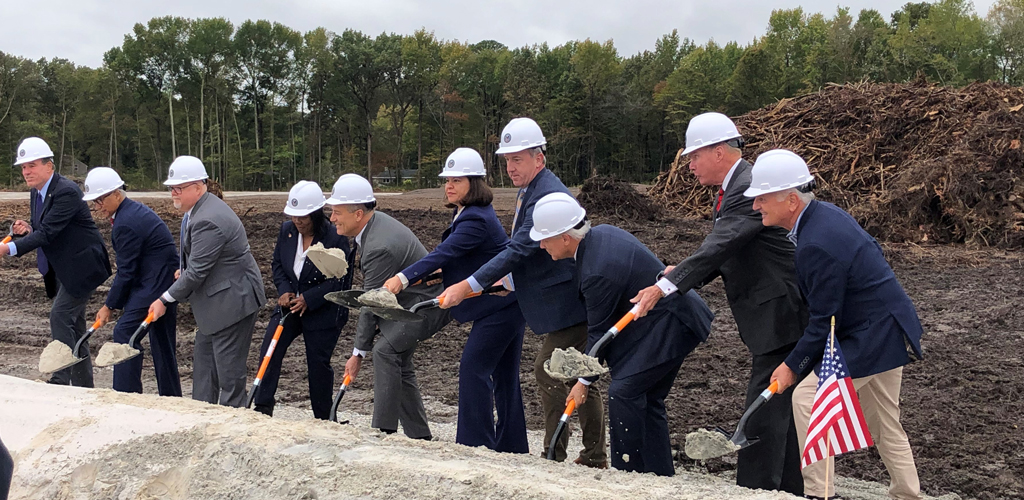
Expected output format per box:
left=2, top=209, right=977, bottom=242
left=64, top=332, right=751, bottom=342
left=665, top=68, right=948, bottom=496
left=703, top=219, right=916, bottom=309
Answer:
left=0, top=191, right=1020, bottom=499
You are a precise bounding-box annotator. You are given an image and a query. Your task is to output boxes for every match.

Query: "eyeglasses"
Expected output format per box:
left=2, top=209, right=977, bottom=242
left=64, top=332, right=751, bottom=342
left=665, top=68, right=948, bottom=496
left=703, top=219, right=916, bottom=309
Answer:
left=91, top=191, right=117, bottom=205
left=169, top=182, right=199, bottom=195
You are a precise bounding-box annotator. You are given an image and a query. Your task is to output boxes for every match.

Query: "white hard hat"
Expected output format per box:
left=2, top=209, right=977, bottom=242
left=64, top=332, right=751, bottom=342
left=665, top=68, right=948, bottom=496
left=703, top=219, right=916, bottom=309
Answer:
left=495, top=117, right=547, bottom=155
left=682, top=112, right=743, bottom=155
left=164, top=155, right=209, bottom=186
left=529, top=192, right=587, bottom=241
left=439, top=148, right=486, bottom=177
left=82, top=167, right=125, bottom=201
left=744, top=149, right=815, bottom=198
left=14, top=137, right=55, bottom=166
left=284, top=180, right=327, bottom=216
left=326, top=173, right=375, bottom=205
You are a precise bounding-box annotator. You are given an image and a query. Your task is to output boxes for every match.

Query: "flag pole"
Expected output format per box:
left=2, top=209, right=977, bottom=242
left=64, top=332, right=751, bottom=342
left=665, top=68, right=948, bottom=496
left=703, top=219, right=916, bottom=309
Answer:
left=825, top=316, right=836, bottom=500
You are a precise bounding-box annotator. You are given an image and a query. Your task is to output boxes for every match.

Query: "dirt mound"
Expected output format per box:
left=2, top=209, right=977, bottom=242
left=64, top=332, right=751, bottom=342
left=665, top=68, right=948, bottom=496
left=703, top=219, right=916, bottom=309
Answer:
left=651, top=80, right=1024, bottom=249
left=578, top=176, right=661, bottom=222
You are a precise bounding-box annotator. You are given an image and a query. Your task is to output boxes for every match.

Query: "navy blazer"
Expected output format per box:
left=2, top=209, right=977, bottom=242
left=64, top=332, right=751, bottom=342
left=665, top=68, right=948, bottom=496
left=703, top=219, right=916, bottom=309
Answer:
left=106, top=198, right=179, bottom=311
left=271, top=219, right=351, bottom=331
left=401, top=205, right=518, bottom=324
left=471, top=169, right=587, bottom=334
left=784, top=201, right=924, bottom=379
left=16, top=173, right=111, bottom=299
left=577, top=225, right=714, bottom=380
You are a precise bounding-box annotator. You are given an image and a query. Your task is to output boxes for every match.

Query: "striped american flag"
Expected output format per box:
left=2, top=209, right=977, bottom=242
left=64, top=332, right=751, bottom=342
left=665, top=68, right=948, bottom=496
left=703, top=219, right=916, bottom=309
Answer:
left=801, top=332, right=874, bottom=468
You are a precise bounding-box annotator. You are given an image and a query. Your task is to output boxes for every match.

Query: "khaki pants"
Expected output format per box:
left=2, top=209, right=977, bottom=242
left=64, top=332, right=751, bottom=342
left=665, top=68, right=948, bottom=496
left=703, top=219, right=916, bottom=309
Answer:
left=534, top=322, right=607, bottom=464
left=793, top=366, right=922, bottom=500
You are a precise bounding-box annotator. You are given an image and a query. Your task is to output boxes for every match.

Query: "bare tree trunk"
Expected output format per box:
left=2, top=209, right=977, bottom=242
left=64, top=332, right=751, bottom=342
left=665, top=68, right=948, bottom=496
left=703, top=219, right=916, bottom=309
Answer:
left=168, top=89, right=177, bottom=158
left=58, top=107, right=67, bottom=174
left=185, top=100, right=192, bottom=156
left=199, top=77, right=205, bottom=161
left=269, top=93, right=275, bottom=190
left=417, top=99, right=423, bottom=187
left=366, top=114, right=373, bottom=182
left=233, top=106, right=245, bottom=190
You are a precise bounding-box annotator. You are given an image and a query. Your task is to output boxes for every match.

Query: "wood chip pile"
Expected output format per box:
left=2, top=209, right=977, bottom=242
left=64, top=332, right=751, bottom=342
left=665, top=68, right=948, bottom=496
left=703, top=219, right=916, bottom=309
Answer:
left=650, top=79, right=1024, bottom=248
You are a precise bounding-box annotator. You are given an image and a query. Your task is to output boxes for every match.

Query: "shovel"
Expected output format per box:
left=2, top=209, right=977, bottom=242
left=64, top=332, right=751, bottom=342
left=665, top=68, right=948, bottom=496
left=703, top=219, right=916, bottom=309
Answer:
left=94, top=313, right=155, bottom=367
left=714, top=380, right=780, bottom=450
left=328, top=373, right=352, bottom=423
left=326, top=272, right=445, bottom=310
left=39, top=319, right=104, bottom=373
left=545, top=305, right=640, bottom=461
left=366, top=285, right=506, bottom=322
left=247, top=312, right=291, bottom=409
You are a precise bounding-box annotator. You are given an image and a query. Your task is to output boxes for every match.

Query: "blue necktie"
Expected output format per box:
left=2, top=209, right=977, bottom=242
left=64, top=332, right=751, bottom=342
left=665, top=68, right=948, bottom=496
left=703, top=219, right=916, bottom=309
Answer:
left=179, top=212, right=189, bottom=271
left=35, top=192, right=48, bottom=276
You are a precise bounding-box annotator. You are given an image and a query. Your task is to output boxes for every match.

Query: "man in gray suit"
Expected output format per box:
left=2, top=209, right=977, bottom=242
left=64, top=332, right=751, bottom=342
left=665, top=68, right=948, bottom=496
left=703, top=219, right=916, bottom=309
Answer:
left=149, top=156, right=267, bottom=408
left=330, top=174, right=450, bottom=438
left=632, top=113, right=807, bottom=495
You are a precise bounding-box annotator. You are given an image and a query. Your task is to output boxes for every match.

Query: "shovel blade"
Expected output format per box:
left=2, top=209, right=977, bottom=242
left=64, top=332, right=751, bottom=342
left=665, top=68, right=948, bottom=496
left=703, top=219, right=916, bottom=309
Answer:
left=325, top=290, right=366, bottom=309
left=366, top=306, right=425, bottom=322
left=44, top=356, right=88, bottom=374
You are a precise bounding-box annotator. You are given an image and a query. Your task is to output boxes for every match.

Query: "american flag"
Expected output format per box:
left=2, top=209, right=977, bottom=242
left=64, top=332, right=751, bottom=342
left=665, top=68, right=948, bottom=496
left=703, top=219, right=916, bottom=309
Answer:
left=801, top=332, right=874, bottom=468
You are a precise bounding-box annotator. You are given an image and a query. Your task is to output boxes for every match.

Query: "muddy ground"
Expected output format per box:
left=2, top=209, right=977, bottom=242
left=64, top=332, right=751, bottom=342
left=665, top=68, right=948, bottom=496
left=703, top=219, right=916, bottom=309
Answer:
left=0, top=190, right=1020, bottom=499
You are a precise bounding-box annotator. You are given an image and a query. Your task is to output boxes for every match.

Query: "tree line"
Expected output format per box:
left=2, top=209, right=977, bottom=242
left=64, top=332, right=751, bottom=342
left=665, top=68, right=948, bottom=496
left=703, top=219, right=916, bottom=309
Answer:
left=0, top=0, right=1021, bottom=190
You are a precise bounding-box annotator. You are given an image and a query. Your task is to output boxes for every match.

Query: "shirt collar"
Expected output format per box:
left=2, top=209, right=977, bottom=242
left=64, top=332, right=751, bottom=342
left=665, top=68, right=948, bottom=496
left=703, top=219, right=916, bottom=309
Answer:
left=721, top=158, right=743, bottom=192
left=355, top=212, right=374, bottom=248
left=38, top=173, right=55, bottom=199
left=787, top=203, right=810, bottom=245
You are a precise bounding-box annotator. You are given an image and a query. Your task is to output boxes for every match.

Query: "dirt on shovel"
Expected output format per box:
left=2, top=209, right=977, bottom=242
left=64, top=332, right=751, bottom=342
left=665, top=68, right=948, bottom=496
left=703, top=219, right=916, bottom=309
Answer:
left=94, top=343, right=140, bottom=367
left=543, top=347, right=608, bottom=382
left=684, top=428, right=740, bottom=460
left=357, top=288, right=401, bottom=309
left=306, top=243, right=349, bottom=278
left=38, top=340, right=77, bottom=374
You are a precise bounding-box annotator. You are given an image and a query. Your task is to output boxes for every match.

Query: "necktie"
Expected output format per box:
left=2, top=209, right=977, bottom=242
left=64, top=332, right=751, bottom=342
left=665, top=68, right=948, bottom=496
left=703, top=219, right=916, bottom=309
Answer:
left=511, top=188, right=526, bottom=230
left=179, top=212, right=190, bottom=271
left=715, top=188, right=725, bottom=213
left=35, top=192, right=48, bottom=276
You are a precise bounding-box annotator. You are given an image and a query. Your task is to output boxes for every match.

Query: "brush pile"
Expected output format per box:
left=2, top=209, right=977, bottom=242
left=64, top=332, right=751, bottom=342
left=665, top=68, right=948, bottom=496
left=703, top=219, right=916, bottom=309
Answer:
left=578, top=176, right=662, bottom=221
left=650, top=80, right=1024, bottom=248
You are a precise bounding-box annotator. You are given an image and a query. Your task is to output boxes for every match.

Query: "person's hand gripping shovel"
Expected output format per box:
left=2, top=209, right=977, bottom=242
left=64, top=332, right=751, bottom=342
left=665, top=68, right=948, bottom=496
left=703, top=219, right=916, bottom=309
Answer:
left=543, top=305, right=640, bottom=461
left=94, top=312, right=156, bottom=367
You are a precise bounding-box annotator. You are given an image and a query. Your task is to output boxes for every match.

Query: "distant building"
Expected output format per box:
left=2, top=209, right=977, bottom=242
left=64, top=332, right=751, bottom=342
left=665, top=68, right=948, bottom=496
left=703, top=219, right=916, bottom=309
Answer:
left=372, top=169, right=420, bottom=185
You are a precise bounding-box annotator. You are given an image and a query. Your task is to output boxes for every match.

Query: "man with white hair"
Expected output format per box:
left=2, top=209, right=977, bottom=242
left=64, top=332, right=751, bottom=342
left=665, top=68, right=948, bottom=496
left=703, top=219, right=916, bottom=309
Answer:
left=532, top=192, right=714, bottom=476
left=747, top=149, right=924, bottom=500
left=148, top=156, right=266, bottom=408
left=84, top=167, right=181, bottom=396
left=630, top=113, right=808, bottom=494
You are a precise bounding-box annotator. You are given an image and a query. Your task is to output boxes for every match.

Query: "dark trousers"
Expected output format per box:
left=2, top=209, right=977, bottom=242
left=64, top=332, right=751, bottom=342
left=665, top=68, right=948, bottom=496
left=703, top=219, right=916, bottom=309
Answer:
left=607, top=330, right=701, bottom=476
left=371, top=336, right=431, bottom=438
left=736, top=345, right=805, bottom=496
left=255, top=309, right=342, bottom=420
left=48, top=281, right=94, bottom=387
left=112, top=304, right=182, bottom=396
left=534, top=321, right=607, bottom=464
left=0, top=435, right=11, bottom=500
left=456, top=303, right=528, bottom=453
left=192, top=311, right=257, bottom=408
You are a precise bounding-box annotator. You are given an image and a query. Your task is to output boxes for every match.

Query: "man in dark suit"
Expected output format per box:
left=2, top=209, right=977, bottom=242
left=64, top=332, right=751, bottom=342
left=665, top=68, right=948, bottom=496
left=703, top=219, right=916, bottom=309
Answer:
left=438, top=118, right=607, bottom=467
left=3, top=137, right=111, bottom=388
left=532, top=193, right=714, bottom=476
left=332, top=174, right=451, bottom=439
left=631, top=113, right=807, bottom=494
left=149, top=156, right=267, bottom=408
left=748, top=149, right=924, bottom=500
left=84, top=167, right=181, bottom=396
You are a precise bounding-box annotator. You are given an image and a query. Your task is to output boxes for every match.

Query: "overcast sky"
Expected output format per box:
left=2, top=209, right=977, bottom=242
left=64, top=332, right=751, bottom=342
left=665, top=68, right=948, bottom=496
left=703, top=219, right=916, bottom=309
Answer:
left=3, top=0, right=999, bottom=68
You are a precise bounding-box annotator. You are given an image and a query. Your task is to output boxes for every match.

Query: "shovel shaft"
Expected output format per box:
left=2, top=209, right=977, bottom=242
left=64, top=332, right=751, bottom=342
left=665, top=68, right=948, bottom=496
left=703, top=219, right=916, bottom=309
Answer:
left=1, top=235, right=10, bottom=245
left=545, top=399, right=577, bottom=460
left=72, top=319, right=104, bottom=359
left=127, top=312, right=156, bottom=349
left=247, top=313, right=290, bottom=409
left=329, top=374, right=353, bottom=422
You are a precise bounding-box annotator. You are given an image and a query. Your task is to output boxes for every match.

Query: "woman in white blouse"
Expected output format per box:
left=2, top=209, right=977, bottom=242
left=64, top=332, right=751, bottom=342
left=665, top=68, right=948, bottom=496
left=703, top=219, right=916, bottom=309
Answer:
left=253, top=181, right=353, bottom=419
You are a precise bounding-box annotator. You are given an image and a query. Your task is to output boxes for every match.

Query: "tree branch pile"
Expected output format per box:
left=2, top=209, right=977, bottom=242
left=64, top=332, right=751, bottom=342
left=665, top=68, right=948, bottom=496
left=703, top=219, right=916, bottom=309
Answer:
left=650, top=79, right=1024, bottom=248
left=578, top=176, right=662, bottom=222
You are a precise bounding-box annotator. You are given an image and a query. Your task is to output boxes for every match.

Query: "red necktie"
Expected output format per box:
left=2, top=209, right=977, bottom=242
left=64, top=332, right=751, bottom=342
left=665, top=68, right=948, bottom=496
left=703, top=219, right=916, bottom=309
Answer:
left=715, top=188, right=725, bottom=212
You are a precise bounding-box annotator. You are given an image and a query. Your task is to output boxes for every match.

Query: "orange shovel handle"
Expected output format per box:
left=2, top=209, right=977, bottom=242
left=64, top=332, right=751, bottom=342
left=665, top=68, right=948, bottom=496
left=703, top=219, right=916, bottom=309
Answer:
left=254, top=323, right=285, bottom=381
left=767, top=380, right=779, bottom=394
left=342, top=374, right=352, bottom=387
left=437, top=290, right=483, bottom=307
left=563, top=398, right=577, bottom=417
left=1, top=235, right=10, bottom=245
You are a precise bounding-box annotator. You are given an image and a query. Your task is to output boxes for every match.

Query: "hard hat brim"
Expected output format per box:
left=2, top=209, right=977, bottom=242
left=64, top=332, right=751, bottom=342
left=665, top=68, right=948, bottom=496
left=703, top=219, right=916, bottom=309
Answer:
left=163, top=175, right=208, bottom=187
left=82, top=184, right=123, bottom=201
left=438, top=171, right=486, bottom=178
left=743, top=185, right=789, bottom=198
left=283, top=202, right=325, bottom=217
left=14, top=155, right=52, bottom=166
left=530, top=226, right=570, bottom=242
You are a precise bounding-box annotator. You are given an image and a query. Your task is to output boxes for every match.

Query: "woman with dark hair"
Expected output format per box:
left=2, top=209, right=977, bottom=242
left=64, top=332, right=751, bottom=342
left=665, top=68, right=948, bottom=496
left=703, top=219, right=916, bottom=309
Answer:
left=254, top=180, right=352, bottom=419
left=383, top=148, right=528, bottom=453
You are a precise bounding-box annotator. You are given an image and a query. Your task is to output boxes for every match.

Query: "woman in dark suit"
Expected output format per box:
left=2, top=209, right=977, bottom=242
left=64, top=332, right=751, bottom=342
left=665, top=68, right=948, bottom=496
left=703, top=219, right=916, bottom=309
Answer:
left=383, top=148, right=528, bottom=453
left=254, top=180, right=352, bottom=419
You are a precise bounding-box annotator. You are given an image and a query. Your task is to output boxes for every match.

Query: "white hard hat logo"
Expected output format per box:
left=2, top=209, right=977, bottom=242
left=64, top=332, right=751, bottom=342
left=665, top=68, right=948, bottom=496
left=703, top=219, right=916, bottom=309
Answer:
left=84, top=185, right=90, bottom=192
left=168, top=169, right=174, bottom=178
left=291, top=198, right=298, bottom=207
left=503, top=133, right=511, bottom=143
left=447, top=159, right=455, bottom=168
left=18, top=149, right=25, bottom=157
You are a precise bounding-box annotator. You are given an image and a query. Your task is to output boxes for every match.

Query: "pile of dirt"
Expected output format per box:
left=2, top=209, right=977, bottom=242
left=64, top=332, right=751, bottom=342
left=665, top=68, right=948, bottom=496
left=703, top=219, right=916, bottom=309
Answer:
left=577, top=176, right=661, bottom=222
left=650, top=79, right=1024, bottom=248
